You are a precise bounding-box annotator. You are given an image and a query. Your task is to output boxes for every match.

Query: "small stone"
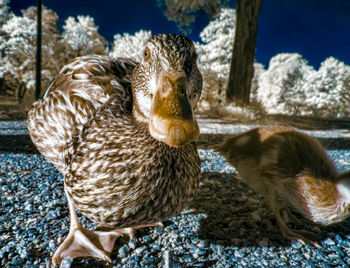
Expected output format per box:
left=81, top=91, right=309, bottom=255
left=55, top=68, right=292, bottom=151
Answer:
left=144, top=256, right=156, bottom=264
left=121, top=257, right=129, bottom=264
left=150, top=243, right=160, bottom=250
left=128, top=239, right=137, bottom=249
left=182, top=254, right=193, bottom=263
left=342, top=240, right=350, bottom=247
left=291, top=241, right=303, bottom=249
left=197, top=241, right=208, bottom=248
left=190, top=247, right=206, bottom=258
left=48, top=240, right=56, bottom=250
left=24, top=203, right=33, bottom=212
left=135, top=246, right=146, bottom=255
left=118, top=245, right=129, bottom=258
left=334, top=234, right=343, bottom=244
left=142, top=236, right=151, bottom=243
left=323, top=238, right=336, bottom=246
left=17, top=247, right=29, bottom=259
left=60, top=257, right=73, bottom=268
left=234, top=250, right=244, bottom=258
left=10, top=258, right=23, bottom=265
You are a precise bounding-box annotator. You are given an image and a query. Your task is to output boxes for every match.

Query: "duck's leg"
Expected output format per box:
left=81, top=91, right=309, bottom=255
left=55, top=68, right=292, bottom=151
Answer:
left=97, top=222, right=164, bottom=240
left=52, top=185, right=122, bottom=265
left=281, top=203, right=302, bottom=225
left=267, top=190, right=322, bottom=248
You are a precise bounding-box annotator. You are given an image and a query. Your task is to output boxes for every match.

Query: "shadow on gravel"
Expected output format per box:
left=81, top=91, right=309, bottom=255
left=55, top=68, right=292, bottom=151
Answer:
left=0, top=135, right=38, bottom=153
left=190, top=172, right=350, bottom=248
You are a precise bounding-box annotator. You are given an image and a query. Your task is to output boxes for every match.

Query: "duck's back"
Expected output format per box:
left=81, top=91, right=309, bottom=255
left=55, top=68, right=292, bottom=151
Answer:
left=263, top=127, right=337, bottom=180
left=215, top=126, right=338, bottom=191
left=27, top=55, right=137, bottom=174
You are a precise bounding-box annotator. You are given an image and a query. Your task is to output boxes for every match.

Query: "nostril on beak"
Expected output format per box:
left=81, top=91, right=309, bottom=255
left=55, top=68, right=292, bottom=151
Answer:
left=160, top=85, right=170, bottom=97
left=178, top=85, right=186, bottom=97
left=159, top=77, right=173, bottom=97
left=160, top=72, right=187, bottom=97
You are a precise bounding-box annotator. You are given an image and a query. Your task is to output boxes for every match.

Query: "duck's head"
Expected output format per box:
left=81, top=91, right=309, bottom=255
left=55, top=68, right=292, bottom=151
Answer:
left=131, top=34, right=202, bottom=147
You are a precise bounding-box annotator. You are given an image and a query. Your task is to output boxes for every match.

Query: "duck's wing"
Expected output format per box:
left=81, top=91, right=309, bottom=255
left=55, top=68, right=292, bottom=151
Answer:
left=27, top=55, right=137, bottom=174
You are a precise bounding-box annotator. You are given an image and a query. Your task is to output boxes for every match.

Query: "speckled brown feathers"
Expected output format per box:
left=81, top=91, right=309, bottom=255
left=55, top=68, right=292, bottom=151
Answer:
left=27, top=55, right=137, bottom=173
left=66, top=95, right=200, bottom=227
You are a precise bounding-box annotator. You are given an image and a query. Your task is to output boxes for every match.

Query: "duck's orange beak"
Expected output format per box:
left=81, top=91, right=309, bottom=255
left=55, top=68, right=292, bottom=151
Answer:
left=150, top=71, right=199, bottom=147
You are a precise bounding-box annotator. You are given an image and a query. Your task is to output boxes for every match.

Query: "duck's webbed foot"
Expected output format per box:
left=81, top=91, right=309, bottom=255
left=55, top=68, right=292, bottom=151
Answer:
left=52, top=186, right=123, bottom=266
left=52, top=224, right=122, bottom=265
left=97, top=222, right=164, bottom=240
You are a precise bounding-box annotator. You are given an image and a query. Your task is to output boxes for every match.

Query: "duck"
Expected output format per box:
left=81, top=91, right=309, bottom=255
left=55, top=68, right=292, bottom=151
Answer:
left=27, top=33, right=202, bottom=265
left=212, top=125, right=350, bottom=246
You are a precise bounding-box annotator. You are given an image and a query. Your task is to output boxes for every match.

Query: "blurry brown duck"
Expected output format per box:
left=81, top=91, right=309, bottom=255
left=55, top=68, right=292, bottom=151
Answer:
left=27, top=34, right=202, bottom=264
left=212, top=125, right=350, bottom=246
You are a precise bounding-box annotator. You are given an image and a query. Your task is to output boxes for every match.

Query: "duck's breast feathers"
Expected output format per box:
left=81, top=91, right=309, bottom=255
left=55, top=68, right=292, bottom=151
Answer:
left=65, top=94, right=200, bottom=226
left=27, top=55, right=137, bottom=173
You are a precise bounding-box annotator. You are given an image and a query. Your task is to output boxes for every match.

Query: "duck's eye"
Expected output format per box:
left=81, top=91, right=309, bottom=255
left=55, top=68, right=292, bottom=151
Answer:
left=143, top=48, right=150, bottom=61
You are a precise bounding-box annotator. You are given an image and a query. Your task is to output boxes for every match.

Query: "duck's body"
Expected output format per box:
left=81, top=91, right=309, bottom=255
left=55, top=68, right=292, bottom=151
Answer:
left=27, top=34, right=202, bottom=264
left=213, top=125, right=350, bottom=246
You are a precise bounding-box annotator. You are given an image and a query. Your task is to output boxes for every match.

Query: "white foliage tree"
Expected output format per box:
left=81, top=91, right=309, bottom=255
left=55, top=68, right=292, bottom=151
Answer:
left=62, top=15, right=107, bottom=56
left=257, top=53, right=315, bottom=115
left=257, top=53, right=350, bottom=118
left=196, top=8, right=236, bottom=80
left=110, top=30, right=151, bottom=62
left=195, top=8, right=264, bottom=118
left=308, top=57, right=350, bottom=118
left=0, top=6, right=65, bottom=105
left=0, top=15, right=37, bottom=94
left=194, top=8, right=236, bottom=115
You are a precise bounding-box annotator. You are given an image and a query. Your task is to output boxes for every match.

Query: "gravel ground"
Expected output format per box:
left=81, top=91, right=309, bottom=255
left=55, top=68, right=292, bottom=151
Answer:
left=1, top=119, right=350, bottom=267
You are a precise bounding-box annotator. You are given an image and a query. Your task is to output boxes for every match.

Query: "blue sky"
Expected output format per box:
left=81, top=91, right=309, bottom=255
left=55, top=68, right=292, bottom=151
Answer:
left=10, top=0, right=350, bottom=69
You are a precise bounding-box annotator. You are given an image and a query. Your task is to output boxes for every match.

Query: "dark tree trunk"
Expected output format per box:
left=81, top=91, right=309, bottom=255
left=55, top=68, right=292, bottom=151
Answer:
left=0, top=78, right=5, bottom=95
left=35, top=0, right=42, bottom=100
left=226, top=0, right=263, bottom=106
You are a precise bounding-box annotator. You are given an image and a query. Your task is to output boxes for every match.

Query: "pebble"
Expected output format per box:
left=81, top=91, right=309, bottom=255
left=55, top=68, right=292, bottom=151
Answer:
left=190, top=247, right=206, bottom=258
left=135, top=246, right=147, bottom=255
left=118, top=245, right=129, bottom=258
left=234, top=250, right=244, bottom=258
left=60, top=257, right=73, bottom=268
left=291, top=241, right=303, bottom=249
left=181, top=254, right=193, bottom=264
left=197, top=241, right=208, bottom=248
left=323, top=237, right=336, bottom=246
left=128, top=239, right=137, bottom=249
left=48, top=240, right=56, bottom=250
